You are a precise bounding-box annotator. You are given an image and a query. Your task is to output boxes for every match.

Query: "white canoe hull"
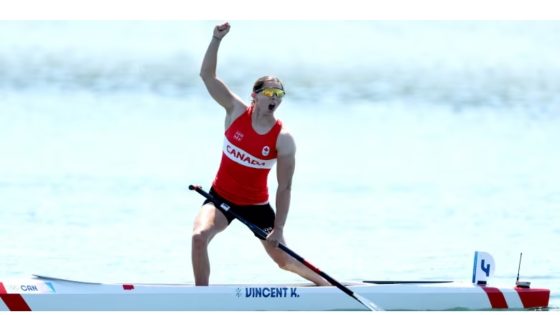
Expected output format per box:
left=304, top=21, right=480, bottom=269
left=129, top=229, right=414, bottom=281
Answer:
left=0, top=276, right=550, bottom=311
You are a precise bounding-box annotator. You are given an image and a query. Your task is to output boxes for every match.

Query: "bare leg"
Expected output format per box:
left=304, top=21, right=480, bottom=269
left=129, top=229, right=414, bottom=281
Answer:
left=191, top=203, right=229, bottom=286
left=261, top=238, right=331, bottom=286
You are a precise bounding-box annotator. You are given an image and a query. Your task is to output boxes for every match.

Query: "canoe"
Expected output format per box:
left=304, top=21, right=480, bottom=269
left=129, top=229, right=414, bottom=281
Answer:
left=0, top=274, right=549, bottom=311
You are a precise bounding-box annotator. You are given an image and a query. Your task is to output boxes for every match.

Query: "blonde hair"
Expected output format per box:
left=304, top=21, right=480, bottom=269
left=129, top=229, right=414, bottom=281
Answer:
left=252, top=76, right=284, bottom=92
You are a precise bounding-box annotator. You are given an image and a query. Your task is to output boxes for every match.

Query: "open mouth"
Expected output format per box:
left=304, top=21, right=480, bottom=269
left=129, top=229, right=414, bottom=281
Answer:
left=268, top=104, right=276, bottom=110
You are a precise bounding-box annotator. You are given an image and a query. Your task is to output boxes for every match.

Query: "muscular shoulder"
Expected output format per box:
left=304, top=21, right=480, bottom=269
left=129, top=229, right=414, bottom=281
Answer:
left=276, top=128, right=296, bottom=157
left=225, top=102, right=249, bottom=128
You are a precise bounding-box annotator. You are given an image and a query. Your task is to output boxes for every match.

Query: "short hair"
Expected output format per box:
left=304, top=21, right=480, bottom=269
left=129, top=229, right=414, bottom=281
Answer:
left=252, top=76, right=284, bottom=92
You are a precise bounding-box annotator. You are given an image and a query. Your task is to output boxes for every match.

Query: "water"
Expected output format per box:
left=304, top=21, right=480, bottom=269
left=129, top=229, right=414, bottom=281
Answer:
left=0, top=21, right=559, bottom=310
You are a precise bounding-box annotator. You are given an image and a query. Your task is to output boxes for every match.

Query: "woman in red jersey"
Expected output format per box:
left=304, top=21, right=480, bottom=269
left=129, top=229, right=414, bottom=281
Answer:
left=192, top=22, right=329, bottom=286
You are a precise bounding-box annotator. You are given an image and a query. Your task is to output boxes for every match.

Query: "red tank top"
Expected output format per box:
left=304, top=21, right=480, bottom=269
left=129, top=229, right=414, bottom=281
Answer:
left=212, top=106, right=283, bottom=205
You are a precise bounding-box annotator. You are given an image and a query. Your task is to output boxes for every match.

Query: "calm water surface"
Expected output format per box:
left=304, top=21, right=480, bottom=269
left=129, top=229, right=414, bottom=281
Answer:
left=0, top=21, right=558, bottom=310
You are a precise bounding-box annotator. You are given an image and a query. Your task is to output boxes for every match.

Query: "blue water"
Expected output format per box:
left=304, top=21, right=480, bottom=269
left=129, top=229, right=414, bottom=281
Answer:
left=1, top=21, right=559, bottom=310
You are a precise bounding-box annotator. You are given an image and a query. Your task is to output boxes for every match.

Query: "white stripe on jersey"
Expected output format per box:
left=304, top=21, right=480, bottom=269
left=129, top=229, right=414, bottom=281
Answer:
left=223, top=138, right=277, bottom=169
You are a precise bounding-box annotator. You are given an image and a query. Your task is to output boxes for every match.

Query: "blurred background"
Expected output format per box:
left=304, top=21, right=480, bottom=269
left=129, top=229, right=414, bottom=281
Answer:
left=0, top=21, right=558, bottom=309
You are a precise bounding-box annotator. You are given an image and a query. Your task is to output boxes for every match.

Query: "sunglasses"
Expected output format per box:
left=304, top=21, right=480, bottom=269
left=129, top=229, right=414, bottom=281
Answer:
left=256, top=87, right=286, bottom=98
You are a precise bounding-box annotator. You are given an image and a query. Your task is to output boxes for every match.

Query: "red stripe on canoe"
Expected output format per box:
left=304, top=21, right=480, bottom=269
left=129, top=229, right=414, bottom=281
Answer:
left=481, top=286, right=508, bottom=309
left=515, top=287, right=550, bottom=309
left=0, top=294, right=32, bottom=311
left=0, top=282, right=32, bottom=311
left=123, top=284, right=135, bottom=290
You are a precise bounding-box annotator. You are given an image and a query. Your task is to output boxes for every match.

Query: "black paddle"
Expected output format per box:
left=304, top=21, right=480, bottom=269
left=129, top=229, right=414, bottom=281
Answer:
left=188, top=184, right=382, bottom=311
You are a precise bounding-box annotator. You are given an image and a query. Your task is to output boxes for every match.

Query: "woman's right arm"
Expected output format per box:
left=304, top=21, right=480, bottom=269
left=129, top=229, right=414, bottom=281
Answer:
left=200, top=22, right=245, bottom=114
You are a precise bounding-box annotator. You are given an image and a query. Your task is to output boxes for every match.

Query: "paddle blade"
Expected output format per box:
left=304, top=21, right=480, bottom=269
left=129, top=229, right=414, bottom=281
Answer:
left=354, top=292, right=383, bottom=311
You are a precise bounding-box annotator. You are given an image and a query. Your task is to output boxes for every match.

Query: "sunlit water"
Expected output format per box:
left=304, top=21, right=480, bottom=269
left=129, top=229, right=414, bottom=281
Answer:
left=1, top=21, right=559, bottom=310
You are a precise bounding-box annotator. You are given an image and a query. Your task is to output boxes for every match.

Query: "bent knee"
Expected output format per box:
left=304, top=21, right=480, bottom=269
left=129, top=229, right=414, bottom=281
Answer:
left=278, top=261, right=292, bottom=271
left=274, top=256, right=295, bottom=271
left=191, top=230, right=211, bottom=249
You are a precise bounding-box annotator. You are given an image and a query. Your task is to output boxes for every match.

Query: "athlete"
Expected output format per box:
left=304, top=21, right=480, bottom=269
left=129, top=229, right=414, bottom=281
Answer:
left=191, top=22, right=329, bottom=286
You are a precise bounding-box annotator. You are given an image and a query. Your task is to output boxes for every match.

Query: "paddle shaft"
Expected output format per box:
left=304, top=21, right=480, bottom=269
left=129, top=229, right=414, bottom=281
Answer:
left=188, top=185, right=380, bottom=311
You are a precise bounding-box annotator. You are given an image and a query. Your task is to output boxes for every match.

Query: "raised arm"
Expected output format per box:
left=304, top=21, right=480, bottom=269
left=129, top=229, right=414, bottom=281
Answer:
left=200, top=22, right=245, bottom=116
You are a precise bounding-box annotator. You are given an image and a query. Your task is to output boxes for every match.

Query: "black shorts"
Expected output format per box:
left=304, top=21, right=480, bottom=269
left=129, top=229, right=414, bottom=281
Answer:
left=202, top=187, right=276, bottom=240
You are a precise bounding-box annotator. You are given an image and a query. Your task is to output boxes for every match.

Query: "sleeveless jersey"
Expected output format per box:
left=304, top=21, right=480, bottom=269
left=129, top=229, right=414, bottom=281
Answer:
left=212, top=106, right=283, bottom=205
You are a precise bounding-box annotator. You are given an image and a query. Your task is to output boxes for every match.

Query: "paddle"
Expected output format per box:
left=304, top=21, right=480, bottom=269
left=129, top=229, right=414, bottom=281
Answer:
left=188, top=184, right=382, bottom=311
